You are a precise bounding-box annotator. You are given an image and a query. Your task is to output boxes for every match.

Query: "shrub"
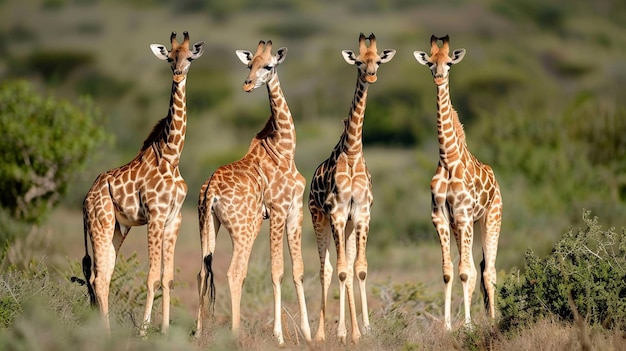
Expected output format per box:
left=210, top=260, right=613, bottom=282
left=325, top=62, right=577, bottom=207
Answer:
left=0, top=79, right=109, bottom=225
left=497, top=211, right=626, bottom=332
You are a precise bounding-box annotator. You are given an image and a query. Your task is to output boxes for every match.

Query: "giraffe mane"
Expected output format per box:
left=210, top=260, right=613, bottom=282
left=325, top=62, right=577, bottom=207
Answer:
left=141, top=116, right=167, bottom=151
left=255, top=117, right=274, bottom=140
left=449, top=108, right=466, bottom=143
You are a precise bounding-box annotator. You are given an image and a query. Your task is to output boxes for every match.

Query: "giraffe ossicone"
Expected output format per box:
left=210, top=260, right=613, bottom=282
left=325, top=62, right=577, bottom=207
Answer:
left=414, top=35, right=502, bottom=331
left=308, top=32, right=395, bottom=345
left=81, top=31, right=204, bottom=336
left=195, top=40, right=311, bottom=346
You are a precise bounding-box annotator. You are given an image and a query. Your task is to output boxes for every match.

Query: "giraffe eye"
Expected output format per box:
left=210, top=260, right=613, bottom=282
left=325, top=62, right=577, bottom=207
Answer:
left=263, top=65, right=272, bottom=70
left=167, top=58, right=174, bottom=63
left=426, top=62, right=434, bottom=67
left=187, top=57, right=193, bottom=62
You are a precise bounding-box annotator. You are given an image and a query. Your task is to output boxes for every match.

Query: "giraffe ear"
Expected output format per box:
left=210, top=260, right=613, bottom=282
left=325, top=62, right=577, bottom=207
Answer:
left=191, top=41, right=205, bottom=59
left=275, top=47, right=288, bottom=64
left=235, top=50, right=253, bottom=65
left=450, top=49, right=466, bottom=64
left=380, top=49, right=396, bottom=64
left=413, top=51, right=430, bottom=66
left=341, top=50, right=357, bottom=65
left=150, top=44, right=170, bottom=61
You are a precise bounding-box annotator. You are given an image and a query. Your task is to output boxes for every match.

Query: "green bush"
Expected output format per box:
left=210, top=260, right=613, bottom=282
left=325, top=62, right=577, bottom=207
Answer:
left=0, top=79, right=109, bottom=225
left=497, top=211, right=626, bottom=332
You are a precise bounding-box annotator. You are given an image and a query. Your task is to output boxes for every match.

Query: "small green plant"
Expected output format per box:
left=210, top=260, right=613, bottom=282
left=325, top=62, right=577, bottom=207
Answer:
left=498, top=210, right=626, bottom=332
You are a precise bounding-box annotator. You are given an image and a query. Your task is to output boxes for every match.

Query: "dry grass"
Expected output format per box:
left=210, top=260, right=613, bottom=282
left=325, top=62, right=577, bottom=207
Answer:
left=0, top=207, right=613, bottom=350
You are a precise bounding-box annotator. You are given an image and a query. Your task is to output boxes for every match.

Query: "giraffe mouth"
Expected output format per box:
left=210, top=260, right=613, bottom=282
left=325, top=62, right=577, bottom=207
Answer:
left=242, top=83, right=255, bottom=92
left=364, top=75, right=377, bottom=83
left=434, top=77, right=446, bottom=85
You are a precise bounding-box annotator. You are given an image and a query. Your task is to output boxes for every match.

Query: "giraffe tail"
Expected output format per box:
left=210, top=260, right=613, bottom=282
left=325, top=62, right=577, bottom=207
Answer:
left=198, top=195, right=218, bottom=320
left=203, top=253, right=216, bottom=318
left=80, top=223, right=97, bottom=307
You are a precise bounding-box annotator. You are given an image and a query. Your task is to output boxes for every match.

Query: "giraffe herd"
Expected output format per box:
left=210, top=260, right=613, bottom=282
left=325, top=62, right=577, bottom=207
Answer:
left=80, top=31, right=502, bottom=346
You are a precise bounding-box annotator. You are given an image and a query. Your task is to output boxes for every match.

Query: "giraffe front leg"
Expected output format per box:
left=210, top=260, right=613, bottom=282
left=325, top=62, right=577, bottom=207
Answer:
left=354, top=220, right=370, bottom=336
left=344, top=225, right=361, bottom=344
left=310, top=205, right=332, bottom=342
left=331, top=218, right=348, bottom=344
left=285, top=204, right=312, bottom=343
left=141, top=219, right=165, bottom=337
left=454, top=215, right=475, bottom=329
left=269, top=214, right=286, bottom=345
left=432, top=195, right=453, bottom=330
left=161, top=212, right=182, bottom=335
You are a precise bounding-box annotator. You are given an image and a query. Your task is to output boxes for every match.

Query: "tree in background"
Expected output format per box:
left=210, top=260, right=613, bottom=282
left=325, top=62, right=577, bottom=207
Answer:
left=0, top=79, right=109, bottom=234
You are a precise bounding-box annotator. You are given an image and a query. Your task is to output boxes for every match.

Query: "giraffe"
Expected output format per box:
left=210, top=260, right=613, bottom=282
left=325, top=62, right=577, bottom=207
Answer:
left=81, top=31, right=204, bottom=335
left=195, top=40, right=311, bottom=346
left=308, top=33, right=395, bottom=344
left=413, top=35, right=502, bottom=330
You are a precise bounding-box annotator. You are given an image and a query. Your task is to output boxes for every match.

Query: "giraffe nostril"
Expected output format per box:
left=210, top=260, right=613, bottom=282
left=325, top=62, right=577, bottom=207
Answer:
left=244, top=79, right=252, bottom=84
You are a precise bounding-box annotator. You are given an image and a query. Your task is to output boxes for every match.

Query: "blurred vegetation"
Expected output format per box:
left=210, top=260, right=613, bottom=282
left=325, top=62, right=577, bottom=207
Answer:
left=0, top=79, right=109, bottom=231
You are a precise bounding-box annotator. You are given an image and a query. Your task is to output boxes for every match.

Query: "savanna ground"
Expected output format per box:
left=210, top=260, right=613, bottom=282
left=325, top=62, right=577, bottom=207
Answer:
left=2, top=0, right=626, bottom=350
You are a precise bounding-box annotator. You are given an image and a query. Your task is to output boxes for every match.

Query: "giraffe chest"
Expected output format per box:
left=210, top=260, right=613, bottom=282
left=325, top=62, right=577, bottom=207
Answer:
left=312, top=156, right=373, bottom=216
left=436, top=164, right=493, bottom=220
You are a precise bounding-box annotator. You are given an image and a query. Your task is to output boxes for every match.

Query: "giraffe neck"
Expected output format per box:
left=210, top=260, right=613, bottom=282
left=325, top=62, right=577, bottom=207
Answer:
left=436, top=81, right=465, bottom=166
left=256, top=73, right=296, bottom=160
left=341, top=75, right=369, bottom=157
left=161, top=77, right=187, bottom=167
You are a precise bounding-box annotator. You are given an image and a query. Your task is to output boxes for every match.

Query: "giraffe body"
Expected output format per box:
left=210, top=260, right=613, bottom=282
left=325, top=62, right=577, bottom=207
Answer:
left=414, top=35, right=502, bottom=330
left=81, top=31, right=204, bottom=334
left=195, top=41, right=311, bottom=345
left=308, top=33, right=395, bottom=344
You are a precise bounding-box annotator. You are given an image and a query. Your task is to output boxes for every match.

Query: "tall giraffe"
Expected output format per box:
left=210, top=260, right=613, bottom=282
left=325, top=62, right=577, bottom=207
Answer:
left=195, top=40, right=311, bottom=345
left=413, top=35, right=502, bottom=330
left=81, top=31, right=204, bottom=334
left=308, top=33, right=395, bottom=344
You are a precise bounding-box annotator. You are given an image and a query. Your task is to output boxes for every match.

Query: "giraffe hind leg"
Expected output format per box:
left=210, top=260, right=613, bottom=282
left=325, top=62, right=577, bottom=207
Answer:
left=480, top=202, right=502, bottom=320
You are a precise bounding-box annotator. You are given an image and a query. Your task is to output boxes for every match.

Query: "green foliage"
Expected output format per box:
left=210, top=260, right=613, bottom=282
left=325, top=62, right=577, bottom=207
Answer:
left=0, top=80, right=109, bottom=224
left=364, top=87, right=424, bottom=147
left=497, top=211, right=626, bottom=332
left=260, top=16, right=325, bottom=40
left=18, top=50, right=94, bottom=84
left=74, top=71, right=133, bottom=100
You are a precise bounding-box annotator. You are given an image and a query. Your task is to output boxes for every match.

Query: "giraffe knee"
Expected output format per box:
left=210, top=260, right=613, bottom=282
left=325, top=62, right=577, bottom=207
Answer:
left=338, top=272, right=347, bottom=282
left=443, top=274, right=451, bottom=284
left=358, top=271, right=366, bottom=280
left=460, top=273, right=468, bottom=282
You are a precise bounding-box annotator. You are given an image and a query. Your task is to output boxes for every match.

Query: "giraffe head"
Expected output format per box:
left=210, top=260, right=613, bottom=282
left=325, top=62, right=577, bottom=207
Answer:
left=342, top=33, right=396, bottom=84
left=150, top=31, right=205, bottom=82
left=414, top=35, right=465, bottom=86
left=235, top=40, right=287, bottom=92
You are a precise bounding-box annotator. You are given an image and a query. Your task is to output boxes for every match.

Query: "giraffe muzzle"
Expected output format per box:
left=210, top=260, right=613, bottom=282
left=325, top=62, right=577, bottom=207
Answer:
left=364, top=74, right=377, bottom=83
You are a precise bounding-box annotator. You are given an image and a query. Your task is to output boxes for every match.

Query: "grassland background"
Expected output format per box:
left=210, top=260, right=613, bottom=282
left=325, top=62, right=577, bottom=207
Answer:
left=1, top=0, right=625, bottom=349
